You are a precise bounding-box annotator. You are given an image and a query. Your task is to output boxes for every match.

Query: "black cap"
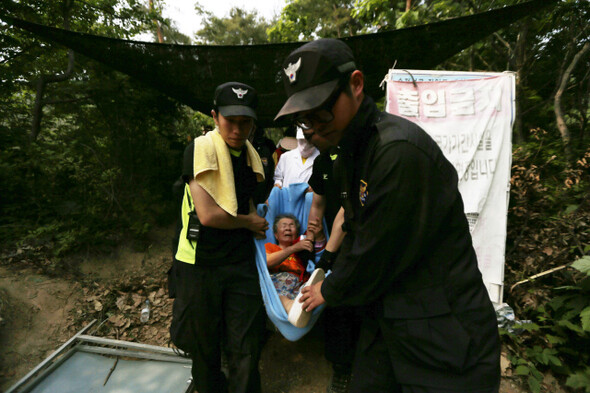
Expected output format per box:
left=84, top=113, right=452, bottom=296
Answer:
left=275, top=39, right=356, bottom=121
left=214, top=82, right=258, bottom=120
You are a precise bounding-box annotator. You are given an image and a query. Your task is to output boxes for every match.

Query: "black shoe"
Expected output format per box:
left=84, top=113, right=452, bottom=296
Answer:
left=326, top=369, right=351, bottom=393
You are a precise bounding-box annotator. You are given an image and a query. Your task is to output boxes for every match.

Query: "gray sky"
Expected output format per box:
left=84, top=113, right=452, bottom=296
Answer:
left=163, top=0, right=285, bottom=38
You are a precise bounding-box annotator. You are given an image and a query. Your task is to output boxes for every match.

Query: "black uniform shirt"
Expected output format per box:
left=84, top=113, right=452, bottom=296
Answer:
left=320, top=96, right=500, bottom=390
left=321, top=96, right=483, bottom=312
left=308, top=149, right=340, bottom=231
left=182, top=142, right=257, bottom=265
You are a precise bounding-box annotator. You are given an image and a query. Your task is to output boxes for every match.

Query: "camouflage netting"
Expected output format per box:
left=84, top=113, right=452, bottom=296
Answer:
left=1, top=0, right=555, bottom=127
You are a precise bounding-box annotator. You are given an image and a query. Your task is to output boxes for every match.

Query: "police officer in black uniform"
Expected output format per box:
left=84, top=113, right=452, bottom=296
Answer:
left=275, top=39, right=501, bottom=393
left=170, top=82, right=268, bottom=393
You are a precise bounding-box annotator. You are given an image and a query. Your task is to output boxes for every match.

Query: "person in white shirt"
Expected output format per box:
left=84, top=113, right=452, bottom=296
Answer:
left=273, top=128, right=319, bottom=188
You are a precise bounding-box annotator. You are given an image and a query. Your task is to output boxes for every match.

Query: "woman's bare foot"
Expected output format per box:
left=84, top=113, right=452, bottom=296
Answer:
left=279, top=296, right=294, bottom=313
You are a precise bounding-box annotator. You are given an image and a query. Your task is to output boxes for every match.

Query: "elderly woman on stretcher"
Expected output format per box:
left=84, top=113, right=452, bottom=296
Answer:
left=265, top=214, right=325, bottom=328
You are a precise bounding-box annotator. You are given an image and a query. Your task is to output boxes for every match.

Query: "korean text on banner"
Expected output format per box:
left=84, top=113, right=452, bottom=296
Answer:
left=385, top=70, right=516, bottom=305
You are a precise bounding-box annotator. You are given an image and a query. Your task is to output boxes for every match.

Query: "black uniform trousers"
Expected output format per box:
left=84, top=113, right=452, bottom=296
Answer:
left=171, top=258, right=265, bottom=393
left=350, top=317, right=500, bottom=393
left=323, top=305, right=361, bottom=373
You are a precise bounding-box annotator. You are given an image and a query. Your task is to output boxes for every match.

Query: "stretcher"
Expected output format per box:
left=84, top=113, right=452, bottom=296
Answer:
left=254, top=183, right=327, bottom=342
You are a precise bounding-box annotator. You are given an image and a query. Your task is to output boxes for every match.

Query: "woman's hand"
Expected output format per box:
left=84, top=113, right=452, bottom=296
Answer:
left=291, top=237, right=313, bottom=253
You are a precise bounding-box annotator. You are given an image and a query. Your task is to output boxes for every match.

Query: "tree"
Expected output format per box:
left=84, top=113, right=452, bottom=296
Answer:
left=354, top=0, right=589, bottom=151
left=353, top=0, right=475, bottom=32
left=146, top=0, right=192, bottom=44
left=544, top=1, right=590, bottom=161
left=554, top=41, right=589, bottom=161
left=2, top=0, right=154, bottom=141
left=0, top=0, right=197, bottom=255
left=30, top=0, right=75, bottom=142
left=194, top=7, right=271, bottom=45
left=155, top=19, right=192, bottom=44
left=268, top=0, right=362, bottom=43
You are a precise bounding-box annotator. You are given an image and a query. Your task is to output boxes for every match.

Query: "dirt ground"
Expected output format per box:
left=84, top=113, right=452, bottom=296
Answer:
left=0, top=226, right=529, bottom=393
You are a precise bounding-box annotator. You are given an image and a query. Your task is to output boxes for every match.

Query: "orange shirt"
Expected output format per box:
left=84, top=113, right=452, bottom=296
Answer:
left=265, top=243, right=308, bottom=282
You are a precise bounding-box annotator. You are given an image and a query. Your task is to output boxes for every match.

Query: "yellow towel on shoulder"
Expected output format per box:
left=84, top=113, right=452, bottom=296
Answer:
left=193, top=128, right=264, bottom=217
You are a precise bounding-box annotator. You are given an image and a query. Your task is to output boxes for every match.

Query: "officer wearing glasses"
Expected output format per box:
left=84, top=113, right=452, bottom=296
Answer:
left=275, top=39, right=501, bottom=393
left=170, top=82, right=269, bottom=393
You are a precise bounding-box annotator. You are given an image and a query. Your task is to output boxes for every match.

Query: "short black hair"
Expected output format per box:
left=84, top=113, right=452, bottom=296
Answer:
left=342, top=71, right=354, bottom=96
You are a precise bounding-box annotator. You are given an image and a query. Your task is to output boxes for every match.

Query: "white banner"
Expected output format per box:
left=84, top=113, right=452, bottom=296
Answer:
left=385, top=70, right=515, bottom=305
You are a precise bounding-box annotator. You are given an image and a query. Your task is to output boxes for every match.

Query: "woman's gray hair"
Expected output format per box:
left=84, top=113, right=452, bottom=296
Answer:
left=273, top=213, right=301, bottom=235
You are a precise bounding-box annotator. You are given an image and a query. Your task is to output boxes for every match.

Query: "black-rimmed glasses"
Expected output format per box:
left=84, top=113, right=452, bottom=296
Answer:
left=294, top=87, right=343, bottom=131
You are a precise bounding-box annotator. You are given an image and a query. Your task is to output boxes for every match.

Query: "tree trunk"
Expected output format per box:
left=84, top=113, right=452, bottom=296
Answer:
left=30, top=0, right=75, bottom=142
left=149, top=0, right=164, bottom=43
left=512, top=22, right=528, bottom=144
left=554, top=41, right=590, bottom=162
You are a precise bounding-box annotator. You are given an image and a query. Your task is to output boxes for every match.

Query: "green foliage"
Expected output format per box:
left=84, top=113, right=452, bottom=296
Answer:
left=354, top=0, right=481, bottom=32
left=509, top=355, right=544, bottom=393
left=2, top=0, right=151, bottom=38
left=174, top=108, right=215, bottom=143
left=502, top=255, right=590, bottom=391
left=351, top=0, right=402, bottom=32
left=573, top=256, right=590, bottom=276
left=268, top=0, right=362, bottom=42
left=523, top=0, right=590, bottom=148
left=567, top=368, right=590, bottom=393
left=0, top=0, right=194, bottom=258
left=503, top=120, right=590, bottom=391
left=0, top=69, right=187, bottom=255
left=194, top=7, right=271, bottom=45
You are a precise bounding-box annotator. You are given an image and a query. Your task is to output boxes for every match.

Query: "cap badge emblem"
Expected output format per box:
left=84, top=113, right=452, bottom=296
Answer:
left=232, top=88, right=248, bottom=99
left=284, top=58, right=301, bottom=84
